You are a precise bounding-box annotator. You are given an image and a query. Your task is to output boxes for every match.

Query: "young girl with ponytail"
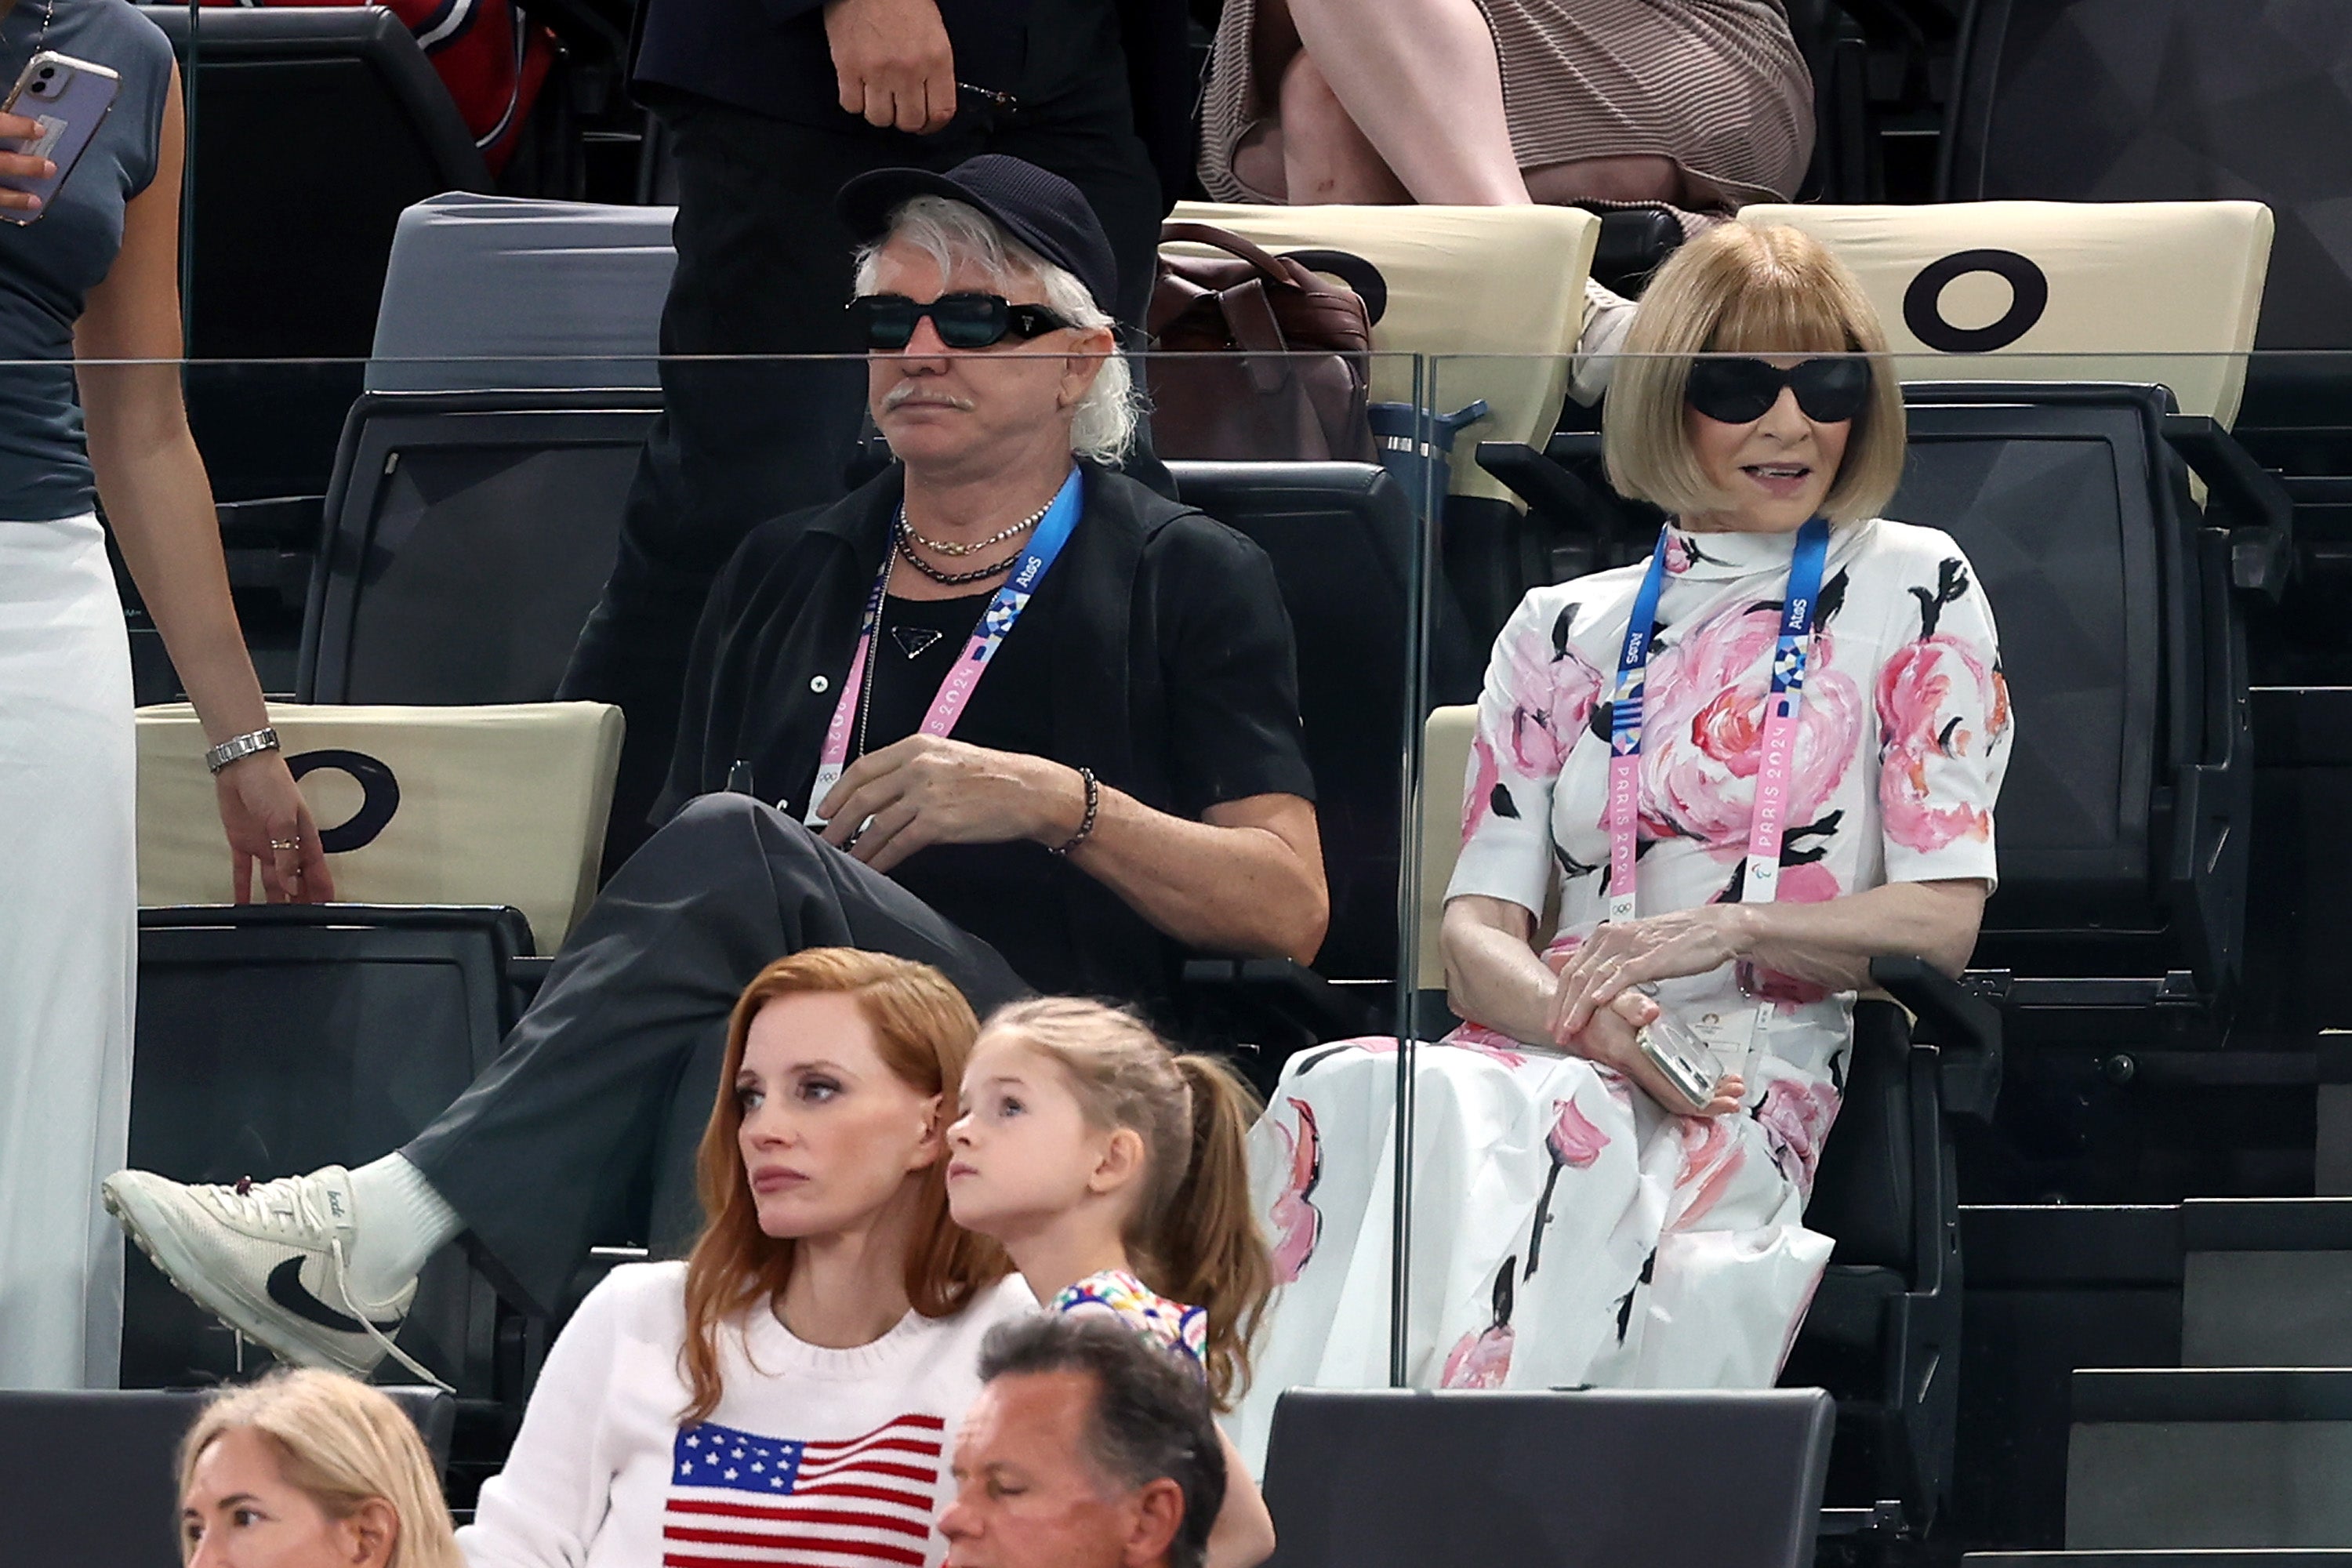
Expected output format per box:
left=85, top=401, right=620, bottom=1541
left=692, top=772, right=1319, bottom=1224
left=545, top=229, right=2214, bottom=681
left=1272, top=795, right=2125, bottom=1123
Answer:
left=945, top=996, right=1278, bottom=1568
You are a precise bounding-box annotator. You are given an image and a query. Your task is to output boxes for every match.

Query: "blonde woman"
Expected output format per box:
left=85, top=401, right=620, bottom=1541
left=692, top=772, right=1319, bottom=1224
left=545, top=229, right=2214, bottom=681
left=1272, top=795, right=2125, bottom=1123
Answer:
left=177, top=1370, right=457, bottom=1568
left=1237, top=224, right=2010, bottom=1447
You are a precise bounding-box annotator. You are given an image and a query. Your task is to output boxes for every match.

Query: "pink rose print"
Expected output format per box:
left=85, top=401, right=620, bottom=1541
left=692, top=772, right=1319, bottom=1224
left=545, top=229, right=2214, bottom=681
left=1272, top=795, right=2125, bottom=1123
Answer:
left=1639, top=597, right=1864, bottom=854
left=1440, top=1260, right=1517, bottom=1388
left=1524, top=1092, right=1613, bottom=1279
left=1490, top=604, right=1603, bottom=778
left=1548, top=1095, right=1610, bottom=1170
left=1752, top=1075, right=1842, bottom=1195
left=1878, top=558, right=2005, bottom=853
left=1269, top=1099, right=1324, bottom=1284
left=1670, top=1112, right=1748, bottom=1230
left=1460, top=733, right=1516, bottom=846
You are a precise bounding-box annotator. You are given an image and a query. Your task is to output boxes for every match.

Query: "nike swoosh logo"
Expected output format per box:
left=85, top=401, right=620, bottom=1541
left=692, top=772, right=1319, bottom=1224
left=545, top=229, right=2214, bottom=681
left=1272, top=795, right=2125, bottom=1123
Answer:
left=266, top=1256, right=403, bottom=1336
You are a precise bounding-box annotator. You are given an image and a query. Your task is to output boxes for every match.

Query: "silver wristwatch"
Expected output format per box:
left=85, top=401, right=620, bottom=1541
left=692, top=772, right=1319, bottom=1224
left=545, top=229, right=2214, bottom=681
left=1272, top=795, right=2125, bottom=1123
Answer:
left=205, top=726, right=281, bottom=775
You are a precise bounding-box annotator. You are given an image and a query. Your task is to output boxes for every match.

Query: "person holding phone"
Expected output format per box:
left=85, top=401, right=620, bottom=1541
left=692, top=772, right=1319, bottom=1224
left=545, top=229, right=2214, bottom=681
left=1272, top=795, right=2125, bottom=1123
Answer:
left=0, top=0, right=331, bottom=1392
left=1229, top=223, right=2009, bottom=1439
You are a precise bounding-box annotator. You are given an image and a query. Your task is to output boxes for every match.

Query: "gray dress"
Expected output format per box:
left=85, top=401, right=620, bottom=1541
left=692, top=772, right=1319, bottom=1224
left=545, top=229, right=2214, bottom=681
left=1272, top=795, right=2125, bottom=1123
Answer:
left=1199, top=0, right=1814, bottom=210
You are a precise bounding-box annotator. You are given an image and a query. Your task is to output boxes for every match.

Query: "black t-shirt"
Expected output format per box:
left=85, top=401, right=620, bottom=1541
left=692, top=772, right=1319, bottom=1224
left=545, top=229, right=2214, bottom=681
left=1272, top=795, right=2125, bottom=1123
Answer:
left=662, top=464, right=1317, bottom=1003
left=861, top=591, right=1062, bottom=982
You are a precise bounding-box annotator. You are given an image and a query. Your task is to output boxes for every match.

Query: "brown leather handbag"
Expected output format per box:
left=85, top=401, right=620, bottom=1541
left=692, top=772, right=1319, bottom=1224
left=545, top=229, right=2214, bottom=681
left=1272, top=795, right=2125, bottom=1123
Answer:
left=1147, top=221, right=1388, bottom=463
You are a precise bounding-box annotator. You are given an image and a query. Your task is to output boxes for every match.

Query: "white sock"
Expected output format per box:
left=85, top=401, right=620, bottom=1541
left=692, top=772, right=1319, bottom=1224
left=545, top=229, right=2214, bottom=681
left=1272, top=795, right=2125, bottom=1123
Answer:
left=343, top=1153, right=463, bottom=1304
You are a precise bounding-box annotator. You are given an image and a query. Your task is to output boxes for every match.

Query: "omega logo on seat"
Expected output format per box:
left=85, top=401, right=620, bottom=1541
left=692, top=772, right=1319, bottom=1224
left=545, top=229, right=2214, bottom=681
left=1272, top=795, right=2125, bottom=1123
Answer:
left=286, top=748, right=402, bottom=853
left=1903, top=249, right=2051, bottom=354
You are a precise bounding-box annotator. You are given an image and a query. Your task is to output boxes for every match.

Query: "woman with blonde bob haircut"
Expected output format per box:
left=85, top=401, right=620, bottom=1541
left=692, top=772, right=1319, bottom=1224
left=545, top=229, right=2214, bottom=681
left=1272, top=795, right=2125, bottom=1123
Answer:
left=1604, top=223, right=1910, bottom=528
left=177, top=1369, right=458, bottom=1568
left=1232, top=222, right=2013, bottom=1439
left=459, top=949, right=1033, bottom=1568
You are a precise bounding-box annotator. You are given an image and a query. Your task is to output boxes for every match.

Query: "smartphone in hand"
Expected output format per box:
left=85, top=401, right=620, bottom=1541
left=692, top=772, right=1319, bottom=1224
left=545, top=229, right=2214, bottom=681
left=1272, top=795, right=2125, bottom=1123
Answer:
left=0, top=51, right=122, bottom=225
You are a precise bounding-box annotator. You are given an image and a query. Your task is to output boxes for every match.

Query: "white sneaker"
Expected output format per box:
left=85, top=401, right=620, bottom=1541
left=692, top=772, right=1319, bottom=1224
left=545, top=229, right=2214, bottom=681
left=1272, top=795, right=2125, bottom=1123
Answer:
left=102, top=1166, right=441, bottom=1385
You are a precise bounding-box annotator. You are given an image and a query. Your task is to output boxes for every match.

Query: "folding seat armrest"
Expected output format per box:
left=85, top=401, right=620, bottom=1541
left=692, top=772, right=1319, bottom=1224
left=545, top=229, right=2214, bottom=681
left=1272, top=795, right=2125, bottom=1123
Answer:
left=1867, top=955, right=2002, bottom=1121
left=2162, top=414, right=2295, bottom=599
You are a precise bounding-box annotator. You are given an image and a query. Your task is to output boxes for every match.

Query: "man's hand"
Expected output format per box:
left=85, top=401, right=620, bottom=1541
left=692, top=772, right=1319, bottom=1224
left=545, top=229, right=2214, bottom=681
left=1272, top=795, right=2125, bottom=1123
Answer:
left=815, top=735, right=1080, bottom=873
left=0, top=112, right=57, bottom=216
left=823, top=0, right=957, bottom=133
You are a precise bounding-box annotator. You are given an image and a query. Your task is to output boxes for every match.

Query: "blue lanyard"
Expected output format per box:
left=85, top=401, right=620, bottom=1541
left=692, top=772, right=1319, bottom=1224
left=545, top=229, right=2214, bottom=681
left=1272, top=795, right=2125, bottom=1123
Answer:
left=1606, top=517, right=1831, bottom=923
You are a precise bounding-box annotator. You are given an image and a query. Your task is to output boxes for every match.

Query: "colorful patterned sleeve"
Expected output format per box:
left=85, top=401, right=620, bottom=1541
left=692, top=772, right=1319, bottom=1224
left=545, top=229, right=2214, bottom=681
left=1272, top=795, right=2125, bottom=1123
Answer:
left=1874, top=540, right=2011, bottom=888
left=1446, top=587, right=1603, bottom=916
left=1051, top=1272, right=1209, bottom=1371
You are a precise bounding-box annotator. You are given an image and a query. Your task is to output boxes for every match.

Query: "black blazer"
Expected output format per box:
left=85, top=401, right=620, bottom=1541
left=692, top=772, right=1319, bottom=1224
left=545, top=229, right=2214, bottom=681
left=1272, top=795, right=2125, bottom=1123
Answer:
left=631, top=0, right=1196, bottom=209
left=660, top=462, right=1316, bottom=1000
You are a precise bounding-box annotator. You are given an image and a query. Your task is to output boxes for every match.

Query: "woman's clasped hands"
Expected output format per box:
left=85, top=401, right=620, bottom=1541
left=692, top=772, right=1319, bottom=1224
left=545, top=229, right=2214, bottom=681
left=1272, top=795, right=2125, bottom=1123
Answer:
left=1544, top=906, right=1752, bottom=1117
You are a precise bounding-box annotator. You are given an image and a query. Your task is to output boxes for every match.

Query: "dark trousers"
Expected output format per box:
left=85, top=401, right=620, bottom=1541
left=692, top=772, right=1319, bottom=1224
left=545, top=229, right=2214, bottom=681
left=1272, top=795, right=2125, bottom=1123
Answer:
left=559, top=85, right=1163, bottom=869
left=401, top=795, right=1033, bottom=1316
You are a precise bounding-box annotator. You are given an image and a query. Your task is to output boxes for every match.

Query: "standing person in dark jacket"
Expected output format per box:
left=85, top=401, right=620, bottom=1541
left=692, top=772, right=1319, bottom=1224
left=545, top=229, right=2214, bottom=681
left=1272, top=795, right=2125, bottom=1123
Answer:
left=561, top=0, right=1187, bottom=867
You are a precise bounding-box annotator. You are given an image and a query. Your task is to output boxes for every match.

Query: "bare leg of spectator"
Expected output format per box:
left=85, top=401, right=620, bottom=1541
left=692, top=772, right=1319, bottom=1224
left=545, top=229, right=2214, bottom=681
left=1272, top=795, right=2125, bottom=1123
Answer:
left=1265, top=0, right=1530, bottom=204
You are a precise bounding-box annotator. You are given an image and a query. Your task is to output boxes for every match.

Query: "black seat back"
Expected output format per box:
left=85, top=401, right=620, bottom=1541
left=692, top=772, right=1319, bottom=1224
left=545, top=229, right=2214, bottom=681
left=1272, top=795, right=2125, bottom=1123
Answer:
left=299, top=390, right=659, bottom=703
left=140, top=8, right=493, bottom=509
left=125, top=906, right=530, bottom=1396
left=1893, top=383, right=2244, bottom=990
left=1164, top=462, right=1478, bottom=979
left=1944, top=0, right=2352, bottom=354
left=0, top=1386, right=453, bottom=1568
left=1261, top=1388, right=1834, bottom=1568
left=1803, top=1000, right=1918, bottom=1271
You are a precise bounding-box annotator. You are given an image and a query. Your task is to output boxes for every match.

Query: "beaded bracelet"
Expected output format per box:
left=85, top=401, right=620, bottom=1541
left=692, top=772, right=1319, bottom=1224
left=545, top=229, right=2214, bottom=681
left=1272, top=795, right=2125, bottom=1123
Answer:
left=1050, top=766, right=1100, bottom=856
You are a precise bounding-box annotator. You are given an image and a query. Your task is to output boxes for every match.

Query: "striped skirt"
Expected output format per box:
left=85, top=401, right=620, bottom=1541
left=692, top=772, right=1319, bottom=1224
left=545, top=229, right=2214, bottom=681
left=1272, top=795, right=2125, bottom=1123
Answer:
left=1200, top=0, right=1816, bottom=210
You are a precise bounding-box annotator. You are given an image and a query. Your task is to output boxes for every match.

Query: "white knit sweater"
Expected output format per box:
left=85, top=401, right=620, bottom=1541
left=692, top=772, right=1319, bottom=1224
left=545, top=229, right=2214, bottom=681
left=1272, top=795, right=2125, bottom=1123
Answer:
left=460, top=1262, right=1037, bottom=1568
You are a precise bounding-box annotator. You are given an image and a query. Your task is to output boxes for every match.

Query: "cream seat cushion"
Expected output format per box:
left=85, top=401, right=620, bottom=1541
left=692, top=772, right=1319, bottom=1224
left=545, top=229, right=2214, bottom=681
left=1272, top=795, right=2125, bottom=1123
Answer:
left=138, top=702, right=623, bottom=954
left=1737, top=200, right=2273, bottom=427
left=1163, top=202, right=1600, bottom=505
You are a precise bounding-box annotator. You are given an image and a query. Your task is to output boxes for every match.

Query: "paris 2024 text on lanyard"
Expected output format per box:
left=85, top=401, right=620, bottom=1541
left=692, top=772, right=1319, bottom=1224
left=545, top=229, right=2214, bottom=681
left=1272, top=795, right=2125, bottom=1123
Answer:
left=804, top=469, right=1085, bottom=828
left=1606, top=516, right=1831, bottom=1090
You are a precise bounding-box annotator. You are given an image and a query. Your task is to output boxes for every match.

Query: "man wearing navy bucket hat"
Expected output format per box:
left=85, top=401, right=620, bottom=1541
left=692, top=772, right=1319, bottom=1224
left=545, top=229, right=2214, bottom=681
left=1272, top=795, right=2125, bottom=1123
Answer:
left=561, top=0, right=1191, bottom=871
left=102, top=157, right=1329, bottom=1385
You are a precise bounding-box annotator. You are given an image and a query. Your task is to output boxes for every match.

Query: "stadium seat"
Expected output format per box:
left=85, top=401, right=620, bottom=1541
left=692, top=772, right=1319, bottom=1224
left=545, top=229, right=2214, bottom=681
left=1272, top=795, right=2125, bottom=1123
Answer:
left=1894, top=383, right=2274, bottom=1019
left=1167, top=462, right=1479, bottom=985
left=123, top=906, right=534, bottom=1399
left=139, top=7, right=494, bottom=530
left=1160, top=203, right=1601, bottom=644
left=1942, top=0, right=2347, bottom=361
left=1414, top=706, right=2001, bottom=1530
left=136, top=702, right=623, bottom=953
left=299, top=389, right=660, bottom=706
left=1733, top=201, right=2274, bottom=428
left=0, top=1386, right=452, bottom=1568
left=369, top=192, right=678, bottom=394
left=1258, top=1387, right=1837, bottom=1568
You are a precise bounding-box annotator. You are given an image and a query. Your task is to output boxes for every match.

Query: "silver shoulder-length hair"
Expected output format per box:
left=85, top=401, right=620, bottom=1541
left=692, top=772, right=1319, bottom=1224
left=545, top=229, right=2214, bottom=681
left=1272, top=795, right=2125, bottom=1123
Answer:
left=851, top=194, right=1139, bottom=465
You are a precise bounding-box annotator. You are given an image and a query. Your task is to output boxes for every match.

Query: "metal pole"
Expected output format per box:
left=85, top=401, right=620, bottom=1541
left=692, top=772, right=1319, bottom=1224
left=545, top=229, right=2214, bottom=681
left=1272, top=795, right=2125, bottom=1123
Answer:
left=1387, top=352, right=1436, bottom=1387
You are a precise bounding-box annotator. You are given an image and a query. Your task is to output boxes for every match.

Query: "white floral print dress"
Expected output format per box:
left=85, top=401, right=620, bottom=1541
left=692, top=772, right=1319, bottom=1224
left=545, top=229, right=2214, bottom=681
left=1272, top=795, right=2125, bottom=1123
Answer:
left=1231, top=518, right=2011, bottom=1469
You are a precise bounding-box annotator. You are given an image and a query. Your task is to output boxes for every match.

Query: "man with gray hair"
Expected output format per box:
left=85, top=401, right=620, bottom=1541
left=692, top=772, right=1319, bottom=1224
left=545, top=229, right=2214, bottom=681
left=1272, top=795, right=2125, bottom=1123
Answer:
left=946, top=1314, right=1230, bottom=1568
left=102, top=158, right=1327, bottom=1383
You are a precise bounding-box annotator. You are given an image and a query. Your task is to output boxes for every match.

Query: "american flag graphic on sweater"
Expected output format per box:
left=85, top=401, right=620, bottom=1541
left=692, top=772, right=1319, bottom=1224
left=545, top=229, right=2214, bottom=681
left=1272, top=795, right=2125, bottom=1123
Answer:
left=662, top=1412, right=946, bottom=1567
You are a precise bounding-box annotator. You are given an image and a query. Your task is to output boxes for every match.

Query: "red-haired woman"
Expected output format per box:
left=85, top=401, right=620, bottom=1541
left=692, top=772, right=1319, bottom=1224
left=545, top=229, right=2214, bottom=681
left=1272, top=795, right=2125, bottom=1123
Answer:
left=459, top=948, right=1030, bottom=1568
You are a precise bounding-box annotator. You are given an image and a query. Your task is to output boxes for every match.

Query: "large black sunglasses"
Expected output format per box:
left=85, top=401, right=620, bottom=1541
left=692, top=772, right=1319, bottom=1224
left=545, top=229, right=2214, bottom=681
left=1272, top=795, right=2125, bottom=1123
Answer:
left=1684, top=356, right=1871, bottom=425
left=848, top=292, right=1078, bottom=350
